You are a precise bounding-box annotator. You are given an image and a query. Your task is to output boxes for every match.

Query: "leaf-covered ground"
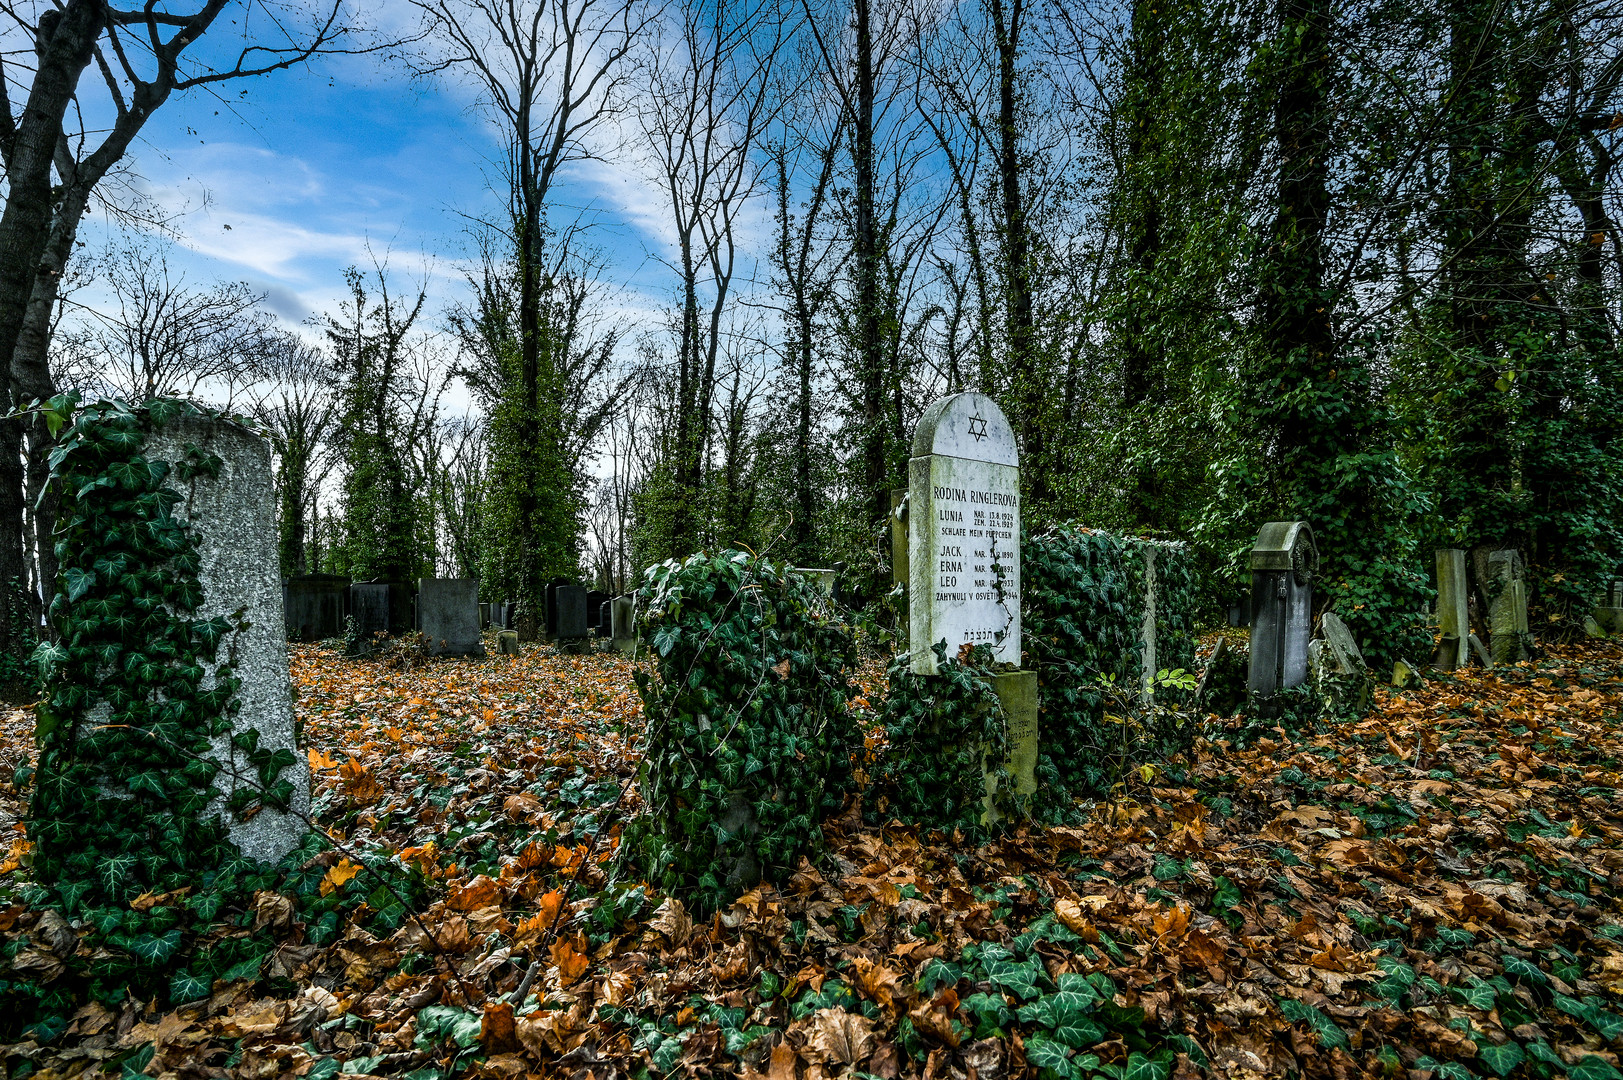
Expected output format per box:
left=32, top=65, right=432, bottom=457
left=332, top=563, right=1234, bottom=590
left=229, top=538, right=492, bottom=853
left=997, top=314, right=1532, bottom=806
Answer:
left=2, top=636, right=1623, bottom=1080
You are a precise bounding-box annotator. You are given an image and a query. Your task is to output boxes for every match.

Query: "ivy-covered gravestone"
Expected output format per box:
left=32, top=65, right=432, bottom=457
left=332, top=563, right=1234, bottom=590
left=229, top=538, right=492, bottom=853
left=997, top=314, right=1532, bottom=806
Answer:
left=33, top=400, right=309, bottom=913
left=624, top=551, right=856, bottom=909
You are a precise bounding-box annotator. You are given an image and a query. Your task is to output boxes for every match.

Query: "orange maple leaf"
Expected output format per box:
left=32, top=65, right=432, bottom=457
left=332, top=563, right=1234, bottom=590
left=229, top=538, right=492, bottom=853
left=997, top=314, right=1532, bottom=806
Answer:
left=320, top=857, right=361, bottom=896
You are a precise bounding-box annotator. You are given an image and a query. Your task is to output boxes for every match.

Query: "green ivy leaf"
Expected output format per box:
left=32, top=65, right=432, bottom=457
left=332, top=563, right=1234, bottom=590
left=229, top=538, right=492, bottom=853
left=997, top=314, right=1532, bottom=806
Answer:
left=1024, top=1035, right=1077, bottom=1079
left=1475, top=1041, right=1523, bottom=1078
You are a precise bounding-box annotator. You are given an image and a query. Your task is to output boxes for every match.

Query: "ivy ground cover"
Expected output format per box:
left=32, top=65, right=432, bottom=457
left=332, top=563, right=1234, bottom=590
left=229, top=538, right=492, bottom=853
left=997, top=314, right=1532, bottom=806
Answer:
left=0, top=639, right=1620, bottom=1079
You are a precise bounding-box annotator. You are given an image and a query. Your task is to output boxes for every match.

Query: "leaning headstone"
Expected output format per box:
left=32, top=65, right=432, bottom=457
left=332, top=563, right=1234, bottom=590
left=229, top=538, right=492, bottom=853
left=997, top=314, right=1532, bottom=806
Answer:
left=1486, top=549, right=1529, bottom=665
left=1435, top=549, right=1471, bottom=671
left=907, top=392, right=1022, bottom=675
left=611, top=594, right=638, bottom=654
left=348, top=583, right=390, bottom=654
left=1311, top=611, right=1372, bottom=716
left=555, top=585, right=589, bottom=650
left=793, top=567, right=838, bottom=598
left=284, top=574, right=349, bottom=642
left=417, top=578, right=486, bottom=658
left=1247, top=521, right=1318, bottom=698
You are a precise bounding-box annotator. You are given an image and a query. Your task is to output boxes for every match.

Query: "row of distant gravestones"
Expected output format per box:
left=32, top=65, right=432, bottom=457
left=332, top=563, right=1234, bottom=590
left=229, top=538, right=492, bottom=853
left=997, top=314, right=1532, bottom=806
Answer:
left=281, top=575, right=639, bottom=658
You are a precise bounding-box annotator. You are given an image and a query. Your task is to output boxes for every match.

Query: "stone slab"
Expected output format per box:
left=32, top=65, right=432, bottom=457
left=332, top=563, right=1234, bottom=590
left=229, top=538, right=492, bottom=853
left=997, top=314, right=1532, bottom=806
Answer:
left=284, top=574, right=348, bottom=642
left=1319, top=611, right=1364, bottom=674
left=1248, top=522, right=1317, bottom=697
left=1435, top=549, right=1470, bottom=671
left=908, top=392, right=1021, bottom=675
left=143, top=414, right=309, bottom=863
left=555, top=585, right=588, bottom=640
left=418, top=578, right=486, bottom=657
left=611, top=595, right=638, bottom=654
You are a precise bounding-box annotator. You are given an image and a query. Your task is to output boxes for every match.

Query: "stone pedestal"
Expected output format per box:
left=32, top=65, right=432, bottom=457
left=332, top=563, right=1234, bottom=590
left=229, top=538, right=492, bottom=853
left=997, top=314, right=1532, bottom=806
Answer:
left=143, top=415, right=309, bottom=862
left=1247, top=522, right=1318, bottom=698
left=907, top=393, right=1022, bottom=675
left=1435, top=549, right=1470, bottom=670
left=981, top=671, right=1038, bottom=826
left=418, top=578, right=486, bottom=657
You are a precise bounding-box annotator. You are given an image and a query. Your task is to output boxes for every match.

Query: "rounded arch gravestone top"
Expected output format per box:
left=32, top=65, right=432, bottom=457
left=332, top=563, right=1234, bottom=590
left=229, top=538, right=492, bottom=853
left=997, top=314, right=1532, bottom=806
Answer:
left=907, top=392, right=1021, bottom=675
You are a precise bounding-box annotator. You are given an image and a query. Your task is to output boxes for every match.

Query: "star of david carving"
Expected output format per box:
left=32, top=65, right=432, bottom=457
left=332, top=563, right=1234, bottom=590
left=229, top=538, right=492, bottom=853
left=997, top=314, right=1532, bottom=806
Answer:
left=967, top=415, right=989, bottom=441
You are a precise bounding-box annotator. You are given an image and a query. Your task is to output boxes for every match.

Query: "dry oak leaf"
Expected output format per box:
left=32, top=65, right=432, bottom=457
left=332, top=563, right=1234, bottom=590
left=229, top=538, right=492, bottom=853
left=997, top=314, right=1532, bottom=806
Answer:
left=552, top=931, right=592, bottom=985
left=252, top=890, right=294, bottom=933
left=504, top=791, right=544, bottom=824
left=744, top=1041, right=801, bottom=1080
left=907, top=988, right=961, bottom=1048
left=850, top=956, right=911, bottom=1015
left=800, top=1008, right=878, bottom=1066
left=481, top=1001, right=521, bottom=1055
left=447, top=874, right=502, bottom=912
left=648, top=897, right=693, bottom=945
left=1053, top=899, right=1099, bottom=941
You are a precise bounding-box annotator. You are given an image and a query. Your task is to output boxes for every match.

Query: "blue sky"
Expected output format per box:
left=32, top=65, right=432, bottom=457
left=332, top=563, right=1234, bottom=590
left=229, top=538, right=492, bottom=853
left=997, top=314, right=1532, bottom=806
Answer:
left=84, top=43, right=673, bottom=335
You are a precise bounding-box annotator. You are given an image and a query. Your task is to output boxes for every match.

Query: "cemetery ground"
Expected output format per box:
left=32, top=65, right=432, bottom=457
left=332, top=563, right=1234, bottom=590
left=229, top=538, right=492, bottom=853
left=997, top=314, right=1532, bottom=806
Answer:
left=2, top=637, right=1623, bottom=1080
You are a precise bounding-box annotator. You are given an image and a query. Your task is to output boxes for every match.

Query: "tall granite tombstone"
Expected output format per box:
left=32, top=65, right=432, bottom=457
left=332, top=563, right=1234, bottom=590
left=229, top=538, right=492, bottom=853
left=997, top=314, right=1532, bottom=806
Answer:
left=143, top=413, right=309, bottom=861
left=908, top=392, right=1034, bottom=821
left=284, top=573, right=349, bottom=642
left=1435, top=549, right=1471, bottom=671
left=543, top=577, right=569, bottom=639
left=348, top=583, right=391, bottom=653
left=555, top=585, right=589, bottom=649
left=479, top=602, right=491, bottom=630
left=586, top=591, right=609, bottom=632
left=908, top=392, right=1022, bottom=674
left=1247, top=521, right=1318, bottom=698
left=418, top=578, right=486, bottom=657
left=1487, top=549, right=1530, bottom=665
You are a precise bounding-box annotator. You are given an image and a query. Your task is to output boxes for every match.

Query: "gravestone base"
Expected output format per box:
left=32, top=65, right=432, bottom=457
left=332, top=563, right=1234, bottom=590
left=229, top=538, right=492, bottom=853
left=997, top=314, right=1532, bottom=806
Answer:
left=981, top=670, right=1038, bottom=827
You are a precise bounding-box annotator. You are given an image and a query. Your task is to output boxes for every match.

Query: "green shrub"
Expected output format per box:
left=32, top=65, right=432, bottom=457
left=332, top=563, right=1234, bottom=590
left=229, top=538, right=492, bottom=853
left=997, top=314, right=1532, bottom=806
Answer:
left=622, top=550, right=857, bottom=910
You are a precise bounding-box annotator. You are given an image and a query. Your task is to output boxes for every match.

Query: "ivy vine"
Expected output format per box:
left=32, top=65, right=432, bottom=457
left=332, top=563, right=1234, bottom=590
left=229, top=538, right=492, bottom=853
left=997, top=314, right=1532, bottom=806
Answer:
left=870, top=642, right=1012, bottom=832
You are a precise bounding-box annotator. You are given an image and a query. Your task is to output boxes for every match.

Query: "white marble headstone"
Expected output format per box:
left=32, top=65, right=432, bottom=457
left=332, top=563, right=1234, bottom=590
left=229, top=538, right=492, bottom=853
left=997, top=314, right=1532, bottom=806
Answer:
left=908, top=393, right=1021, bottom=675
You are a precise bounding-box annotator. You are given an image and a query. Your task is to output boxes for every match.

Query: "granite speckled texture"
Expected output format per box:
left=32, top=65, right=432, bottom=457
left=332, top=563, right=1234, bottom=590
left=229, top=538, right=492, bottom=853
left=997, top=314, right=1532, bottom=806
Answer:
left=144, top=414, right=309, bottom=863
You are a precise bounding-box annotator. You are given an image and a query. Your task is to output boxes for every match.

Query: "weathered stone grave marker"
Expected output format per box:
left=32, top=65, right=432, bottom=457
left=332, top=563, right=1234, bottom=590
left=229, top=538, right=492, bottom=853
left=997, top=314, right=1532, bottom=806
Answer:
left=1247, top=521, right=1318, bottom=698
left=418, top=578, right=486, bottom=657
left=908, top=392, right=1022, bottom=673
left=284, top=573, right=349, bottom=642
left=611, top=595, right=638, bottom=654
left=138, top=414, right=310, bottom=861
left=555, top=585, right=589, bottom=650
left=587, top=590, right=609, bottom=632
left=1486, top=549, right=1530, bottom=665
left=1435, top=549, right=1470, bottom=670
left=907, top=392, right=1034, bottom=820
left=348, top=583, right=390, bottom=654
